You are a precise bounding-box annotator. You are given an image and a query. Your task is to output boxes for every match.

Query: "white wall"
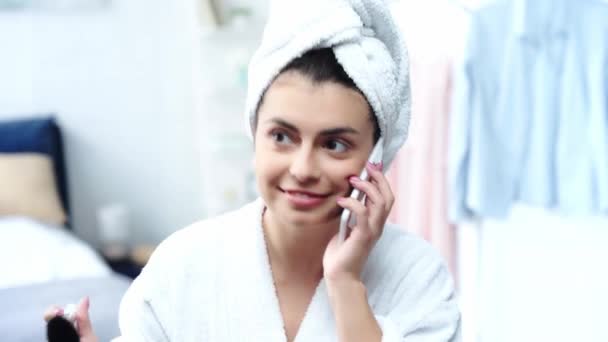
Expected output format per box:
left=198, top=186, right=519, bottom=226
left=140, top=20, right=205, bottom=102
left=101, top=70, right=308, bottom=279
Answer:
left=0, top=0, right=204, bottom=245
left=196, top=0, right=267, bottom=216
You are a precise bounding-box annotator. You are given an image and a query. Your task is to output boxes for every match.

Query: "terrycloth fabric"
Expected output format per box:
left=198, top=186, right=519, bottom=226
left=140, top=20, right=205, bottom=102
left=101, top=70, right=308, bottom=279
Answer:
left=113, top=198, right=461, bottom=341
left=245, top=0, right=411, bottom=169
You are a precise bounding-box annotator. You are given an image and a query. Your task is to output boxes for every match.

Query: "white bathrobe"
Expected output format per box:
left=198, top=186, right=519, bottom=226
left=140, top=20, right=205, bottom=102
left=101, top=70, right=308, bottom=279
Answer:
left=113, top=199, right=461, bottom=341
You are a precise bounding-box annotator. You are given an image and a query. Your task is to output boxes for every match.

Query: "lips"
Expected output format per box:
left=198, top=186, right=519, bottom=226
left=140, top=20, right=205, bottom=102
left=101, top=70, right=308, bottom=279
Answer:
left=280, top=188, right=330, bottom=209
left=283, top=189, right=329, bottom=198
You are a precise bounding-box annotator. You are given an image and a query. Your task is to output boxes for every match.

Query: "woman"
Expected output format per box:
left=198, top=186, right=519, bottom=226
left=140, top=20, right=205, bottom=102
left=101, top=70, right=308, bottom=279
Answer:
left=45, top=1, right=461, bottom=341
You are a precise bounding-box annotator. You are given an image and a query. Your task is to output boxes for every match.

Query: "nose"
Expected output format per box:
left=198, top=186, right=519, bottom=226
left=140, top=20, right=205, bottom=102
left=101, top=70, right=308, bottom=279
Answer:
left=289, top=145, right=320, bottom=183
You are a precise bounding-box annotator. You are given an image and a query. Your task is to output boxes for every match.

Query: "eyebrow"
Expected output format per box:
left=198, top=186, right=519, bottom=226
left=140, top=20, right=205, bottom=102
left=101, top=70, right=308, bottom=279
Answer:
left=265, top=118, right=360, bottom=136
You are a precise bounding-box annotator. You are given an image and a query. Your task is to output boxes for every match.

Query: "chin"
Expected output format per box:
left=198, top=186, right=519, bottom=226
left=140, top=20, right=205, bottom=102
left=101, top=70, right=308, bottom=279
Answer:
left=285, top=210, right=328, bottom=226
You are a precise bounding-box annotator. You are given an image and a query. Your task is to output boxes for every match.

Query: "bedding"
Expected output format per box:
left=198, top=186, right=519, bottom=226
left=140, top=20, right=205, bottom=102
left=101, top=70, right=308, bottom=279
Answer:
left=0, top=116, right=130, bottom=341
left=0, top=274, right=131, bottom=342
left=0, top=217, right=131, bottom=341
left=0, top=217, right=111, bottom=289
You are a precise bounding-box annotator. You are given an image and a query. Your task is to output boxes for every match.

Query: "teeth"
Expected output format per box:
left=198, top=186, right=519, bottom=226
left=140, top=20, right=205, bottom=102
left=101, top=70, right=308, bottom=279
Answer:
left=293, top=192, right=312, bottom=198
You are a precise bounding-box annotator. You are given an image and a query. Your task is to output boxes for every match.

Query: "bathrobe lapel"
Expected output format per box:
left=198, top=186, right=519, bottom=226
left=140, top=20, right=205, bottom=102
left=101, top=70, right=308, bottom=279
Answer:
left=227, top=199, right=337, bottom=341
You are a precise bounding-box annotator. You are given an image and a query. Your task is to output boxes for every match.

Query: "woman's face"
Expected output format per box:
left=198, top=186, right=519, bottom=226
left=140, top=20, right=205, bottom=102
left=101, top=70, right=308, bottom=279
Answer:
left=254, top=71, right=376, bottom=227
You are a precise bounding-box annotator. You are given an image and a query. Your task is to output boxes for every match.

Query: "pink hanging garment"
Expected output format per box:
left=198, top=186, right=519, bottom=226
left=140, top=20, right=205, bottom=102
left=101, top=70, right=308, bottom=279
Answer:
left=387, top=55, right=457, bottom=278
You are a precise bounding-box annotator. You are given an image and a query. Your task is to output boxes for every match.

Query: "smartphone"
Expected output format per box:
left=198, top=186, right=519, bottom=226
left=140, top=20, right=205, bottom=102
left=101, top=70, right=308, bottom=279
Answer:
left=47, top=304, right=79, bottom=342
left=47, top=316, right=79, bottom=342
left=338, top=137, right=384, bottom=242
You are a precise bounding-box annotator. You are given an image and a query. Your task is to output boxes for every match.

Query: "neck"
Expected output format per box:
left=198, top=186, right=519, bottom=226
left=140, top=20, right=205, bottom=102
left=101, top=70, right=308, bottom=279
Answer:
left=262, top=207, right=338, bottom=282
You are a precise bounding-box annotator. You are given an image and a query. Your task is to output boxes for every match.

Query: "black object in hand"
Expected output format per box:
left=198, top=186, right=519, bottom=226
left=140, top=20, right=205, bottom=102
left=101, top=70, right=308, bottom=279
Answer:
left=47, top=316, right=79, bottom=342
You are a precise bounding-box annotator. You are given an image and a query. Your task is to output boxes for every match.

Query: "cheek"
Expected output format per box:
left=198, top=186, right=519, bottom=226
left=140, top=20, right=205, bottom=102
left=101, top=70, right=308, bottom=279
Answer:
left=254, top=144, right=283, bottom=186
left=324, top=158, right=366, bottom=191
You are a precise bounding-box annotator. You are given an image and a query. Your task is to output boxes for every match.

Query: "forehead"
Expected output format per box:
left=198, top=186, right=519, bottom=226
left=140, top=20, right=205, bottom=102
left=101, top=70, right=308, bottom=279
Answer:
left=258, top=72, right=372, bottom=132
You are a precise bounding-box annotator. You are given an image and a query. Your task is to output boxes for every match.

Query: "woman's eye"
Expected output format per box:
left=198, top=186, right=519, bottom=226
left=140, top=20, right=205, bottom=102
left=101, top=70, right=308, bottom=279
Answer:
left=271, top=131, right=293, bottom=145
left=324, top=139, right=348, bottom=153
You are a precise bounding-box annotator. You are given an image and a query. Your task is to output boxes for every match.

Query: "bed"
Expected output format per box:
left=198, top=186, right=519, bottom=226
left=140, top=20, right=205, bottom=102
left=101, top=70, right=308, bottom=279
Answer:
left=0, top=116, right=131, bottom=341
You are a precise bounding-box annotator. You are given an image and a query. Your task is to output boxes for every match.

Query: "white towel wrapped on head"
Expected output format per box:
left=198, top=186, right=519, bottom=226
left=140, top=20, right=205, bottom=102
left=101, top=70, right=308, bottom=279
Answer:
left=245, top=0, right=411, bottom=169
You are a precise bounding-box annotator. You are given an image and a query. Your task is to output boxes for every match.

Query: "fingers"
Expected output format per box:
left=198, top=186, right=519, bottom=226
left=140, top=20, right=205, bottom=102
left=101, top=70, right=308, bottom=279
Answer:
left=337, top=196, right=368, bottom=226
left=75, top=296, right=95, bottom=338
left=43, top=305, right=64, bottom=322
left=336, top=161, right=394, bottom=248
left=348, top=162, right=394, bottom=227
left=337, top=196, right=376, bottom=244
left=348, top=176, right=385, bottom=229
left=349, top=176, right=384, bottom=208
left=365, top=162, right=395, bottom=210
left=44, top=297, right=97, bottom=341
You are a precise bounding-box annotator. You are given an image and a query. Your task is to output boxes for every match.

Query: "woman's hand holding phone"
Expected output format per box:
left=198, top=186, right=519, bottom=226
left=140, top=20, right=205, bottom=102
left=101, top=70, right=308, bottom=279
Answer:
left=323, top=159, right=394, bottom=283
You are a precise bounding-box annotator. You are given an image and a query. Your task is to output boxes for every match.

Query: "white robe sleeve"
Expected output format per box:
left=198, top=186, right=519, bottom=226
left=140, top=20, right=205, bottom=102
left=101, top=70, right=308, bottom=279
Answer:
left=111, top=273, right=170, bottom=342
left=111, top=240, right=174, bottom=342
left=375, top=301, right=461, bottom=341
left=375, top=250, right=461, bottom=341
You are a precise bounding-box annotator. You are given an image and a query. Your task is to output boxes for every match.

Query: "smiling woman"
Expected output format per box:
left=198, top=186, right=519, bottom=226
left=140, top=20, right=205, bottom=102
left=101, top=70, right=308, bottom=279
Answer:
left=44, top=1, right=461, bottom=341
left=252, top=51, right=389, bottom=341
left=254, top=50, right=376, bottom=228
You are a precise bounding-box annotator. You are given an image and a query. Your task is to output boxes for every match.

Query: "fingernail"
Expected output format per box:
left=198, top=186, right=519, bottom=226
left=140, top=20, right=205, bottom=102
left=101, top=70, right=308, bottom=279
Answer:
left=55, top=308, right=64, bottom=316
left=337, top=197, right=346, bottom=203
left=349, top=176, right=360, bottom=183
left=367, top=161, right=382, bottom=171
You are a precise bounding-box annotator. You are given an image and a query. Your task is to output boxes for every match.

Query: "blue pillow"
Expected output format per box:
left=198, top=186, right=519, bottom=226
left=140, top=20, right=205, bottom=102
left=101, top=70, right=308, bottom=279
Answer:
left=0, top=116, right=70, bottom=225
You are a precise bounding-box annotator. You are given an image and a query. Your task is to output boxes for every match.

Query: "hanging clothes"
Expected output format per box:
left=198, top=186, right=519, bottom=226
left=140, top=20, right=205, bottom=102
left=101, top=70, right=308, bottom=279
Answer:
left=388, top=56, right=457, bottom=276
left=449, top=0, right=608, bottom=222
left=387, top=0, right=471, bottom=277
